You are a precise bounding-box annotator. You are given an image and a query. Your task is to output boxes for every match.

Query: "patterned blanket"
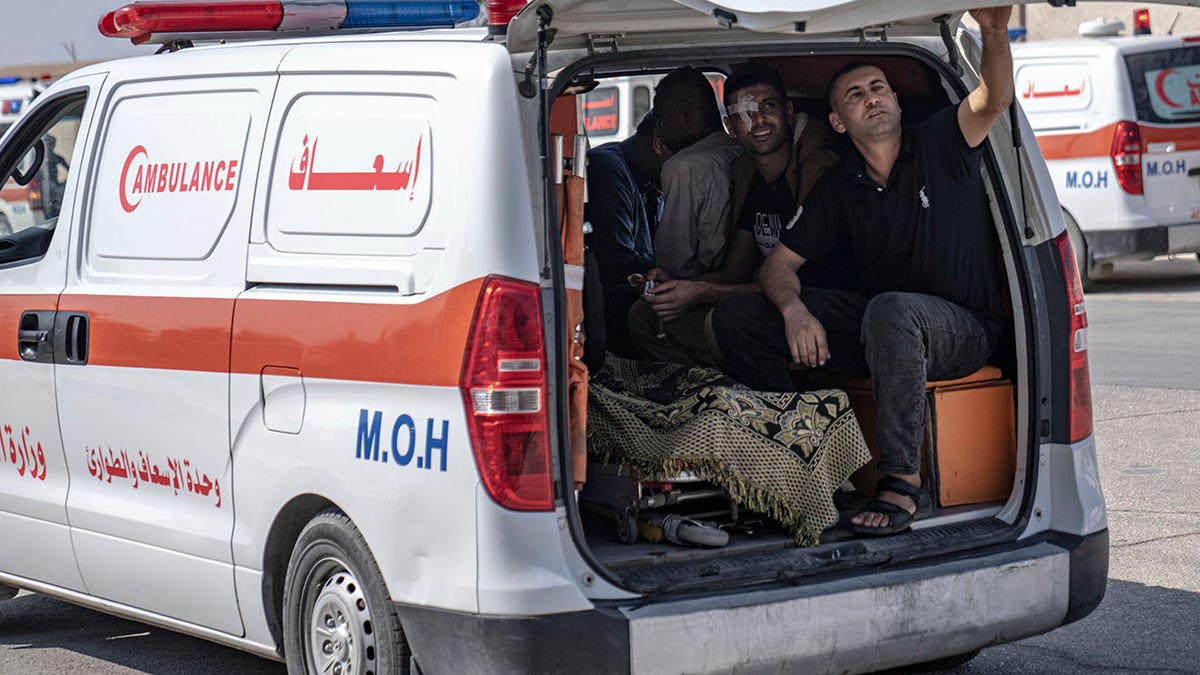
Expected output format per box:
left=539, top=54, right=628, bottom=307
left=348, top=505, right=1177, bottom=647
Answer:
left=587, top=358, right=872, bottom=545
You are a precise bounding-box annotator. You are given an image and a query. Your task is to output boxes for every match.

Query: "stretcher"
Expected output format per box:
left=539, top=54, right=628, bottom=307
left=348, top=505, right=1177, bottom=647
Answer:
left=579, top=461, right=735, bottom=547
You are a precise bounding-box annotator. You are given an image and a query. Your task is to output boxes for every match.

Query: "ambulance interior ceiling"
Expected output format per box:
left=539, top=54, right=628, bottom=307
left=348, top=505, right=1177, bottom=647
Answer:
left=577, top=54, right=949, bottom=118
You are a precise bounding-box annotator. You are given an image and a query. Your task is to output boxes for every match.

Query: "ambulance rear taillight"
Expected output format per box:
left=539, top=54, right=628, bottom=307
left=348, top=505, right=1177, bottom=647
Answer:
left=1054, top=230, right=1093, bottom=443
left=461, top=277, right=553, bottom=512
left=99, top=0, right=480, bottom=44
left=1111, top=120, right=1143, bottom=195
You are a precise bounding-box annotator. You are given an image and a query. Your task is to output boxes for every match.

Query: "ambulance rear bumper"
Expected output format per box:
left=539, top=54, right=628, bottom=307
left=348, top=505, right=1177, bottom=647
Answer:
left=1089, top=222, right=1200, bottom=261
left=395, top=530, right=1107, bottom=674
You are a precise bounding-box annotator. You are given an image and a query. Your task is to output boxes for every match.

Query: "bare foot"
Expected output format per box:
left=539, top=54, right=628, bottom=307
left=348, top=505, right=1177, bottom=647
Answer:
left=850, top=474, right=920, bottom=529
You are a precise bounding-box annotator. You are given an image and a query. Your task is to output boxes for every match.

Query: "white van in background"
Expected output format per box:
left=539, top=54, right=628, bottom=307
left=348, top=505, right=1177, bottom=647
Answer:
left=0, top=77, right=42, bottom=139
left=577, top=73, right=724, bottom=141
left=0, top=76, right=57, bottom=235
left=1014, top=30, right=1200, bottom=287
left=579, top=74, right=659, bottom=140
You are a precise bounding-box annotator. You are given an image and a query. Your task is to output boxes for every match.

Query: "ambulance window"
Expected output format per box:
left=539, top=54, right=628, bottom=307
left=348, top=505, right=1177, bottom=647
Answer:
left=89, top=90, right=258, bottom=261
left=265, top=92, right=434, bottom=250
left=1126, top=46, right=1200, bottom=124
left=0, top=95, right=84, bottom=264
left=633, top=85, right=651, bottom=125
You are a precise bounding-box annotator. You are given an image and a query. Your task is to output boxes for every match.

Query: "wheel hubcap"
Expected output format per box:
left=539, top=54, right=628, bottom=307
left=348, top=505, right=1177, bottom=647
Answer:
left=306, top=563, right=374, bottom=675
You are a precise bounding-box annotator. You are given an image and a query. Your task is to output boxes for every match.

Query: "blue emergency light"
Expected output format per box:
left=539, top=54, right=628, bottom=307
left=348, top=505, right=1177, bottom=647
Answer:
left=0, top=77, right=22, bottom=85
left=99, top=0, right=480, bottom=43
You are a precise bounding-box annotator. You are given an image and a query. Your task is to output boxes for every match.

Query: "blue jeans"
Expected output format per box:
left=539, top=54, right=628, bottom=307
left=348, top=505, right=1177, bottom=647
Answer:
left=711, top=290, right=994, bottom=476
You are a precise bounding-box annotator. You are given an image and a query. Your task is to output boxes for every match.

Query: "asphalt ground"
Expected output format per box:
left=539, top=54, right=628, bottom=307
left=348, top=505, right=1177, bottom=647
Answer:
left=949, top=256, right=1200, bottom=675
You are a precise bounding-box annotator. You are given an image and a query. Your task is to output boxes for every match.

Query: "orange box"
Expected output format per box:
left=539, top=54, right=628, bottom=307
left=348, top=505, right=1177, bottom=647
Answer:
left=795, top=366, right=1016, bottom=507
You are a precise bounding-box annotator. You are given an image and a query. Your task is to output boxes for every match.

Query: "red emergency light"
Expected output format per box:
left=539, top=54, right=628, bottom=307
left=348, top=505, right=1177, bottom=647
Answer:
left=1133, top=8, right=1151, bottom=35
left=99, top=0, right=480, bottom=44
left=487, top=0, right=527, bottom=34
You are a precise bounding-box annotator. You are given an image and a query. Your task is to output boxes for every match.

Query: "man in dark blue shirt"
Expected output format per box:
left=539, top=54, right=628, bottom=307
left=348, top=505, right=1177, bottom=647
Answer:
left=585, top=112, right=672, bottom=357
left=712, top=6, right=1014, bottom=536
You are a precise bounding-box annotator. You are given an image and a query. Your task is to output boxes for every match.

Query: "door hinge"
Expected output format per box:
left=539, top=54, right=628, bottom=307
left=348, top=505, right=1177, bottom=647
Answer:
left=857, top=24, right=890, bottom=43
left=586, top=33, right=622, bottom=55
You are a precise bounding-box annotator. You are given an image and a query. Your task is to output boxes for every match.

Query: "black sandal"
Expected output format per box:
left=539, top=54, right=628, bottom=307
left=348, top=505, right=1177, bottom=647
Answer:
left=848, top=475, right=930, bottom=537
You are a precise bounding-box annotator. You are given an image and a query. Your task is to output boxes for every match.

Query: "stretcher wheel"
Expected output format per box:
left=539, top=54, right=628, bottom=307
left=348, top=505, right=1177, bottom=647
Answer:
left=616, top=511, right=639, bottom=544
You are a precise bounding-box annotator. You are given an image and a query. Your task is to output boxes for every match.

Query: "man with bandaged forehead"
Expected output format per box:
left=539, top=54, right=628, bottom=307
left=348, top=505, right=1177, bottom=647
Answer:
left=629, top=63, right=848, bottom=366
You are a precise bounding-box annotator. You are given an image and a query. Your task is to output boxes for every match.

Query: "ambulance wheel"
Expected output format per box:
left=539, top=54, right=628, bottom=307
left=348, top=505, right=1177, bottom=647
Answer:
left=284, top=509, right=411, bottom=675
left=617, top=511, right=639, bottom=544
left=1062, top=209, right=1095, bottom=291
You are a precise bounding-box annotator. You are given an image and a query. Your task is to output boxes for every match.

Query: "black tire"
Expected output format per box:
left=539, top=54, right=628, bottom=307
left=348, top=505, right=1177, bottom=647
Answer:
left=676, top=521, right=729, bottom=547
left=284, top=509, right=411, bottom=675
left=1062, top=209, right=1094, bottom=292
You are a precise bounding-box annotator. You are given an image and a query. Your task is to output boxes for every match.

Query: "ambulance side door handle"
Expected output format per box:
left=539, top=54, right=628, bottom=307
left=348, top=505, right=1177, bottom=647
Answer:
left=18, top=310, right=57, bottom=363
left=54, top=312, right=89, bottom=365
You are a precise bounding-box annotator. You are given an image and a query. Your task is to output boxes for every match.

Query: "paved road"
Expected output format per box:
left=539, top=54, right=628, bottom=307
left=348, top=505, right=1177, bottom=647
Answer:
left=952, top=256, right=1200, bottom=675
left=2, top=259, right=1198, bottom=674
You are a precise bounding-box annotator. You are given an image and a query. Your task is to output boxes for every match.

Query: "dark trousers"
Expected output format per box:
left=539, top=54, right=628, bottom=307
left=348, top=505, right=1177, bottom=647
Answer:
left=710, top=290, right=993, bottom=476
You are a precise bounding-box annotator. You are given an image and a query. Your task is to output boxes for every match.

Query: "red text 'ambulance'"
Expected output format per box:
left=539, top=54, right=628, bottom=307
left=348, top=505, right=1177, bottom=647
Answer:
left=120, top=145, right=239, bottom=213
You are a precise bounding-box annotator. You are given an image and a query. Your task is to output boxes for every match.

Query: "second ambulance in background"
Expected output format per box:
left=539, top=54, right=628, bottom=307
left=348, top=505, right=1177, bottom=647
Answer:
left=1014, top=12, right=1200, bottom=287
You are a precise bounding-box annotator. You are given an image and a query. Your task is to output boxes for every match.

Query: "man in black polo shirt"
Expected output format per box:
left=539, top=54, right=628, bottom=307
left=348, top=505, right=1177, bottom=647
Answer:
left=711, top=6, right=1013, bottom=536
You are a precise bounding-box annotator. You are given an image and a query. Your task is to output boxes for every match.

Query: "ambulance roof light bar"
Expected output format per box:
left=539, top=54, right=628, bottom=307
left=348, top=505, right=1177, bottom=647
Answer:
left=99, top=0, right=480, bottom=45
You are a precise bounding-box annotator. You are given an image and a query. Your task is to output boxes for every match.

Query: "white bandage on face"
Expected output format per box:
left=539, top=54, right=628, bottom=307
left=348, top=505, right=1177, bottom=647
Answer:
left=725, top=92, right=759, bottom=127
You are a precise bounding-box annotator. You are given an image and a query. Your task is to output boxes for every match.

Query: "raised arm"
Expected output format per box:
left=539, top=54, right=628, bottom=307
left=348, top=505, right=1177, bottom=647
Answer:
left=958, top=5, right=1014, bottom=149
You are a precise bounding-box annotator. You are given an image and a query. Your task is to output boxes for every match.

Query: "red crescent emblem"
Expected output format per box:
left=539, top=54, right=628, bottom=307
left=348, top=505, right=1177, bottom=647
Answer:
left=119, top=145, right=147, bottom=213
left=1155, top=68, right=1181, bottom=108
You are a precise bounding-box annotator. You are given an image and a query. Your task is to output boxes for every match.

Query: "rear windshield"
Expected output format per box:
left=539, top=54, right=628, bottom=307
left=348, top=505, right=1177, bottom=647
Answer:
left=1125, top=45, right=1200, bottom=124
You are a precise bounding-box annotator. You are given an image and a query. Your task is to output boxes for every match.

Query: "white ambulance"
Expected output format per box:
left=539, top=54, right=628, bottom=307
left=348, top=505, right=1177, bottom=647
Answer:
left=1014, top=28, right=1200, bottom=287
left=578, top=73, right=724, bottom=140
left=0, top=1, right=1115, bottom=674
left=578, top=74, right=660, bottom=140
